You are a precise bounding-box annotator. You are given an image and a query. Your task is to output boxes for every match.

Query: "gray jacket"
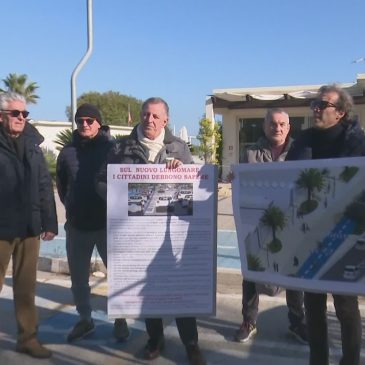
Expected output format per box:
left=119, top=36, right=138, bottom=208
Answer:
left=242, top=136, right=293, bottom=163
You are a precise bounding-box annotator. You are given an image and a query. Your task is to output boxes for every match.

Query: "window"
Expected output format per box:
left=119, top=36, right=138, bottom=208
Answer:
left=238, top=118, right=264, bottom=162
left=238, top=116, right=305, bottom=162
left=289, top=117, right=305, bottom=139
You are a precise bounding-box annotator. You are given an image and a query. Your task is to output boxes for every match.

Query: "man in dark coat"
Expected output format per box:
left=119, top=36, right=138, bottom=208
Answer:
left=98, top=97, right=205, bottom=365
left=56, top=104, right=129, bottom=343
left=0, top=92, right=58, bottom=359
left=286, top=84, right=364, bottom=365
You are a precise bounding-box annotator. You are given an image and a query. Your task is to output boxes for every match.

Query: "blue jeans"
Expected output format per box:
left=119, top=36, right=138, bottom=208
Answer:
left=65, top=222, right=107, bottom=319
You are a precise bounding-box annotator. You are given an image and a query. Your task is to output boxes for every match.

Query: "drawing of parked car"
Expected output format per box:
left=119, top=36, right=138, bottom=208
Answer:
left=343, top=265, right=360, bottom=280
left=355, top=237, right=365, bottom=250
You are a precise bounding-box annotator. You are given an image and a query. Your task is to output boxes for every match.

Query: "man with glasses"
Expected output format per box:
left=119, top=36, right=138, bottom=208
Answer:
left=0, top=92, right=57, bottom=358
left=234, top=108, right=308, bottom=345
left=287, top=84, right=364, bottom=365
left=56, top=103, right=129, bottom=342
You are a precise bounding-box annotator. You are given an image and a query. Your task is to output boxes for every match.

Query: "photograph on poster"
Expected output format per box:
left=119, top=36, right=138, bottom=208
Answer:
left=128, top=183, right=193, bottom=216
left=232, top=157, right=365, bottom=295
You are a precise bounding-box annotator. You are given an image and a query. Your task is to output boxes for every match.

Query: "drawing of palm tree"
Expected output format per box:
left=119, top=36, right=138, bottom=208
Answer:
left=296, top=168, right=326, bottom=214
left=260, top=203, right=286, bottom=254
left=247, top=254, right=264, bottom=271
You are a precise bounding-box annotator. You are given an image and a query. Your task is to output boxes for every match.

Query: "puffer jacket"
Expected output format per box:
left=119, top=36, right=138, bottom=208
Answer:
left=0, top=122, right=58, bottom=240
left=56, top=126, right=115, bottom=230
left=286, top=119, right=365, bottom=160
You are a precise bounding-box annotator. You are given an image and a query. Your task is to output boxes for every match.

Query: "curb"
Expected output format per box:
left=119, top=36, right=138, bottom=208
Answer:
left=36, top=256, right=242, bottom=294
left=37, top=256, right=107, bottom=275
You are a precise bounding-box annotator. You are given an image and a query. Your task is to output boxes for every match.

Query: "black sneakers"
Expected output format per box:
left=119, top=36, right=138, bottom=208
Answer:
left=234, top=321, right=257, bottom=342
left=185, top=343, right=206, bottom=365
left=113, top=318, right=130, bottom=342
left=144, top=337, right=165, bottom=360
left=67, top=318, right=95, bottom=342
left=288, top=323, right=309, bottom=344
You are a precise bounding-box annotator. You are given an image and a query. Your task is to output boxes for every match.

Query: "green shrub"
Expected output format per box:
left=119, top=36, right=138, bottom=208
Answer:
left=42, top=148, right=57, bottom=182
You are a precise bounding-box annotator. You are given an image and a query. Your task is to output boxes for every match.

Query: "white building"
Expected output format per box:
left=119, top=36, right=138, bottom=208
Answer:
left=30, top=120, right=132, bottom=155
left=206, top=74, right=365, bottom=178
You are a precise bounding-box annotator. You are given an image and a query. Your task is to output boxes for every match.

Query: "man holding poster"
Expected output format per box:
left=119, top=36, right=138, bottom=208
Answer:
left=100, top=97, right=206, bottom=365
left=287, top=84, right=364, bottom=365
left=234, top=108, right=307, bottom=345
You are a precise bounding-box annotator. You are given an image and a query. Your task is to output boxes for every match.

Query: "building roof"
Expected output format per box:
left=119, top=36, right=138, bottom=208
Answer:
left=211, top=74, right=365, bottom=109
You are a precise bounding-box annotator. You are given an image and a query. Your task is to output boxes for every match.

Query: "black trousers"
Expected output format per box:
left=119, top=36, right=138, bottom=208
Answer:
left=145, top=317, right=198, bottom=346
left=304, top=292, right=361, bottom=365
left=242, top=280, right=305, bottom=327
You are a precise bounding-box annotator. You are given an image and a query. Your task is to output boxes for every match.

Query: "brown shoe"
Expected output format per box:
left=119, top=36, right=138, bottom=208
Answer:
left=144, top=337, right=165, bottom=360
left=16, top=338, right=52, bottom=359
left=186, top=343, right=206, bottom=365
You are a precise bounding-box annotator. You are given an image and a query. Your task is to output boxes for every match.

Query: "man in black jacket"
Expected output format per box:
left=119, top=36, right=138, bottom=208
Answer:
left=56, top=104, right=129, bottom=342
left=0, top=92, right=58, bottom=359
left=286, top=84, right=363, bottom=365
left=98, top=97, right=205, bottom=365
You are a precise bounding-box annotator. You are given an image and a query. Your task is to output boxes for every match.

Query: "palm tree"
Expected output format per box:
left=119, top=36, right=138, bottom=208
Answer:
left=54, top=129, right=73, bottom=151
left=0, top=73, right=39, bottom=104
left=296, top=168, right=326, bottom=203
left=260, top=203, right=286, bottom=254
left=247, top=254, right=264, bottom=271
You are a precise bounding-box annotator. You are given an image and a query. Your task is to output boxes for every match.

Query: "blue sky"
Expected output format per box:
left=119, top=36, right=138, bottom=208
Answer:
left=1, top=0, right=365, bottom=136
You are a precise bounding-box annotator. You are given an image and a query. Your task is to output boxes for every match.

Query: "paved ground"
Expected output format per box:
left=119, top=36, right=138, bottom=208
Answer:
left=1, top=184, right=365, bottom=364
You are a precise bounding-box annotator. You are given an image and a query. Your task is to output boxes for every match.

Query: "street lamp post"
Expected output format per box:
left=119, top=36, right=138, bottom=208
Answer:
left=71, top=0, right=94, bottom=131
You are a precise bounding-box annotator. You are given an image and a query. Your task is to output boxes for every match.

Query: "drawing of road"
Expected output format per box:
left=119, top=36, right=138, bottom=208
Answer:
left=320, top=245, right=365, bottom=282
left=296, top=218, right=355, bottom=279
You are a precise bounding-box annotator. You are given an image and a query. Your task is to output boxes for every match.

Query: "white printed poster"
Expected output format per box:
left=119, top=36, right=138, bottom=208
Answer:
left=232, top=157, right=365, bottom=296
left=107, top=164, right=217, bottom=318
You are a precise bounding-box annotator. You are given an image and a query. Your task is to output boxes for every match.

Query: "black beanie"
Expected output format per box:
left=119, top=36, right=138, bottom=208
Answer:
left=75, top=103, right=103, bottom=125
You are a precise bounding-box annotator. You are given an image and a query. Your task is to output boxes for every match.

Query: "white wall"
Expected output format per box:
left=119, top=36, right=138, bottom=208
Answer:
left=30, top=120, right=133, bottom=155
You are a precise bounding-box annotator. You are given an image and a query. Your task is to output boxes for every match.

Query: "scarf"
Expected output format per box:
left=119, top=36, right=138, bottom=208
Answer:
left=137, top=124, right=165, bottom=162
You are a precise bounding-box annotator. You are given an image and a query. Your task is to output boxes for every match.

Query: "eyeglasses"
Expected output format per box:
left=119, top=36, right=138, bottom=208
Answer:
left=310, top=100, right=337, bottom=111
left=1, top=109, right=29, bottom=118
left=75, top=117, right=95, bottom=126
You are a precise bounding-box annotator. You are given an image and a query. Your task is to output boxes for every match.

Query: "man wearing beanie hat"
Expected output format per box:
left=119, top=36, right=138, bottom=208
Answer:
left=56, top=103, right=130, bottom=342
left=75, top=103, right=103, bottom=126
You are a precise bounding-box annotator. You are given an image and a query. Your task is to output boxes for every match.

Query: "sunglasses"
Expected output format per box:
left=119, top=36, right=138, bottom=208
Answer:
left=75, top=117, right=95, bottom=126
left=2, top=109, right=30, bottom=118
left=310, top=100, right=337, bottom=111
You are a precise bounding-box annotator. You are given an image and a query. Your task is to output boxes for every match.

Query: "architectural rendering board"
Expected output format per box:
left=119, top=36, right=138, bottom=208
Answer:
left=232, top=157, right=365, bottom=296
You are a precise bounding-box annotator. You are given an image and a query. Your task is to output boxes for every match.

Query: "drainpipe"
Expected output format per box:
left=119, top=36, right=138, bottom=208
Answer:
left=71, top=0, right=94, bottom=130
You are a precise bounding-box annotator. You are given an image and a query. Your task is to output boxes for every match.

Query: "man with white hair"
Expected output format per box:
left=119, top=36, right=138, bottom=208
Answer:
left=0, top=92, right=57, bottom=358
